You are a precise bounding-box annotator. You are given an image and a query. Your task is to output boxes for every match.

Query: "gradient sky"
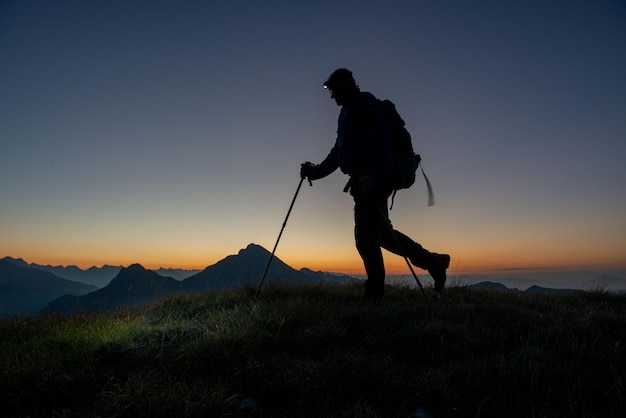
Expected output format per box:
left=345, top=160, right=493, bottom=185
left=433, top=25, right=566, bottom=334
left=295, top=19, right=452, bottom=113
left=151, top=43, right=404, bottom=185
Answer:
left=1, top=0, right=625, bottom=280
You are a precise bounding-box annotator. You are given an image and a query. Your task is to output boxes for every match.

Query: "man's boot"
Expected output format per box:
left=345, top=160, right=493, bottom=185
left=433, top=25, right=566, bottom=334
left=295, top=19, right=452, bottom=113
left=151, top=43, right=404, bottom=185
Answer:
left=410, top=250, right=450, bottom=292
left=428, top=253, right=450, bottom=292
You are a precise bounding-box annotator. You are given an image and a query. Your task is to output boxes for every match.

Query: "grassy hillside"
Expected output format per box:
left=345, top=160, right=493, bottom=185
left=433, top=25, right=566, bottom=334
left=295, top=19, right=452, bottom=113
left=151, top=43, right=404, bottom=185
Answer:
left=1, top=283, right=624, bottom=417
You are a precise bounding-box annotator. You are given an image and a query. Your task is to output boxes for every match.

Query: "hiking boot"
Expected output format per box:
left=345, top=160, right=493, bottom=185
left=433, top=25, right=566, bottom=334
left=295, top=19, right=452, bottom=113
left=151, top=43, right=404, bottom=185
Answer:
left=362, top=292, right=383, bottom=305
left=428, top=253, right=450, bottom=292
left=363, top=283, right=384, bottom=303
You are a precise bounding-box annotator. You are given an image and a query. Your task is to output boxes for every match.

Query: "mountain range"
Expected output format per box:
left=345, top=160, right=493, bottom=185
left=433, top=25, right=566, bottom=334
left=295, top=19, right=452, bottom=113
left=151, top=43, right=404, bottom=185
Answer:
left=2, top=244, right=625, bottom=317
left=40, top=244, right=355, bottom=315
left=1, top=257, right=202, bottom=287
left=467, top=281, right=581, bottom=295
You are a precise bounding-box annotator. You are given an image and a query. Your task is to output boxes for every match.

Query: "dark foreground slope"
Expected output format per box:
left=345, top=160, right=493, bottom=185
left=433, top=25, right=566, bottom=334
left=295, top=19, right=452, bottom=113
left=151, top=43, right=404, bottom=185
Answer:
left=2, top=284, right=624, bottom=418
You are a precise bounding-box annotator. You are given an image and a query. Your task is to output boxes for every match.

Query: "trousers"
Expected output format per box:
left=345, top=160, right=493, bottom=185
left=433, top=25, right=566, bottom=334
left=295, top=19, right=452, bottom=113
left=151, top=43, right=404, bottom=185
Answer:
left=353, top=185, right=429, bottom=299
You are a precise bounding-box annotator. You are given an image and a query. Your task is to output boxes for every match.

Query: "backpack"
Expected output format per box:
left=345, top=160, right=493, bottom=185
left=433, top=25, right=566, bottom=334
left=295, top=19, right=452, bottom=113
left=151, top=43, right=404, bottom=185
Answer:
left=378, top=99, right=435, bottom=208
left=378, top=99, right=420, bottom=190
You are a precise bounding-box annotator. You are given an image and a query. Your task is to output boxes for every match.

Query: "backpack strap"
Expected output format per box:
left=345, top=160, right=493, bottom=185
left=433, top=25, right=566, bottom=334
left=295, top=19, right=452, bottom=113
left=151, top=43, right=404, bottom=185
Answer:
left=389, top=189, right=398, bottom=210
left=421, top=166, right=435, bottom=207
left=389, top=163, right=436, bottom=209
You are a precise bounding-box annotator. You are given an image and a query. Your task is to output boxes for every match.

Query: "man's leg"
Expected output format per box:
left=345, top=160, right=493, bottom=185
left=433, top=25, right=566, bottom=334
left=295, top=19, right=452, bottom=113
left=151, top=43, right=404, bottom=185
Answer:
left=379, top=215, right=451, bottom=292
left=354, top=192, right=386, bottom=300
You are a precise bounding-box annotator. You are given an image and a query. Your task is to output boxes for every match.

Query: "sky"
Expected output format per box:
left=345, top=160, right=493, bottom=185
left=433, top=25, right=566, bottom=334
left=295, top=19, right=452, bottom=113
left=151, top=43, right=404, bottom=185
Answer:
left=1, top=0, right=625, bottom=282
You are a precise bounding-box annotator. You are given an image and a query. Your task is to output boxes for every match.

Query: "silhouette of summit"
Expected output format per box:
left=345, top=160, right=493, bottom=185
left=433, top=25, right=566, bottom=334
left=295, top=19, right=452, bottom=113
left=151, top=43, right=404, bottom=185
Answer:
left=183, top=243, right=312, bottom=291
left=42, top=263, right=182, bottom=314
left=105, top=263, right=181, bottom=295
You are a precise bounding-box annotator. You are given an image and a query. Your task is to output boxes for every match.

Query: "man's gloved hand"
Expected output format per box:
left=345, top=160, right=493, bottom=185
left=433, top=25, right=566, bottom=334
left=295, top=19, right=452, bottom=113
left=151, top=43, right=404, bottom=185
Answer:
left=300, top=162, right=316, bottom=181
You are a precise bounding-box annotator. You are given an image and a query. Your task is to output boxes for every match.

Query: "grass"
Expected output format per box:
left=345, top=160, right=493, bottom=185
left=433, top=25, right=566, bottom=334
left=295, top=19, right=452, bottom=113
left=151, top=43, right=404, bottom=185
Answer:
left=1, top=283, right=624, bottom=417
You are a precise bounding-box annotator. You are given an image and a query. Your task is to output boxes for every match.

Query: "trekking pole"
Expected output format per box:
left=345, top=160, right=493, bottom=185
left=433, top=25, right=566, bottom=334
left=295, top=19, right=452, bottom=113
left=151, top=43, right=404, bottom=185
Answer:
left=379, top=208, right=432, bottom=308
left=257, top=176, right=311, bottom=295
left=399, top=246, right=432, bottom=308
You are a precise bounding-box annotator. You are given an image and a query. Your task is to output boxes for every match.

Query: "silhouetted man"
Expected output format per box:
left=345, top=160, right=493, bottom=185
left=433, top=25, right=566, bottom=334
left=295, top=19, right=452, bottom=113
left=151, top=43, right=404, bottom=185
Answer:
left=301, top=68, right=450, bottom=301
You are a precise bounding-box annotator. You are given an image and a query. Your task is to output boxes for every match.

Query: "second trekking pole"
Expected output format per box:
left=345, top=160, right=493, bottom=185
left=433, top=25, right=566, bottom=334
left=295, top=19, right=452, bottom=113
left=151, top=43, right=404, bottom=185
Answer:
left=257, top=176, right=310, bottom=295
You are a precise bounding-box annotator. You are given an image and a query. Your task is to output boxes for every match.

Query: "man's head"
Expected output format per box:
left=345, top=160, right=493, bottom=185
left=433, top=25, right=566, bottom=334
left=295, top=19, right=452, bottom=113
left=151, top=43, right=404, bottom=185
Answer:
left=323, top=68, right=359, bottom=106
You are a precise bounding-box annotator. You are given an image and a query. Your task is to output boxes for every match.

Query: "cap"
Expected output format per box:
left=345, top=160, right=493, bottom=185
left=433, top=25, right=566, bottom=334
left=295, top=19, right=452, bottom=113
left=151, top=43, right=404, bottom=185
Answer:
left=323, top=68, right=355, bottom=89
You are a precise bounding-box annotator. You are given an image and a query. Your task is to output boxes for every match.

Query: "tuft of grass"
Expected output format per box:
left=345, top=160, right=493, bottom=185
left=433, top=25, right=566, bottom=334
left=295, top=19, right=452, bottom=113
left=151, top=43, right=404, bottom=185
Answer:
left=1, top=283, right=624, bottom=417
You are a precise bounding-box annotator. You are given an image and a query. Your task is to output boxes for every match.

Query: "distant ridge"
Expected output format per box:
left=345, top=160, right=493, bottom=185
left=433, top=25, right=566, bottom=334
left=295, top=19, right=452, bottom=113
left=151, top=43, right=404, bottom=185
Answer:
left=468, top=281, right=517, bottom=292
left=154, top=267, right=201, bottom=281
left=469, top=281, right=579, bottom=295
left=2, top=257, right=120, bottom=288
left=41, top=264, right=182, bottom=315
left=0, top=260, right=97, bottom=316
left=584, top=274, right=626, bottom=292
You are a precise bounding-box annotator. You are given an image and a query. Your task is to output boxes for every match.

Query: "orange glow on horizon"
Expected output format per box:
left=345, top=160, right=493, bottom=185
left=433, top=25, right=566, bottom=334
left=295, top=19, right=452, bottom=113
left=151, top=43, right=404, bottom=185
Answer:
left=6, top=245, right=625, bottom=276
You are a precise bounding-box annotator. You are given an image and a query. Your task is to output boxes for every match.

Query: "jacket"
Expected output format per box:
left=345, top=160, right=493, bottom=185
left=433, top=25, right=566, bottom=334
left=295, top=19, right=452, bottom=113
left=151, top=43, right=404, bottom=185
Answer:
left=312, top=91, right=391, bottom=185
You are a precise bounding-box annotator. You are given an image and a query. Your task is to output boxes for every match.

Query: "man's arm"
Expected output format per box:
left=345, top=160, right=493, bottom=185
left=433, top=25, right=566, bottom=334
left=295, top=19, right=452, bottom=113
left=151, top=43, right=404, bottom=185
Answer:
left=301, top=143, right=340, bottom=181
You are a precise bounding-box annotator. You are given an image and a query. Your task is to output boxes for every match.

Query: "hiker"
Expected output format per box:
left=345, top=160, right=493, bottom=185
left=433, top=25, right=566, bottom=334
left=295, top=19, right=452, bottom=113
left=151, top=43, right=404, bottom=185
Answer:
left=300, top=68, right=450, bottom=301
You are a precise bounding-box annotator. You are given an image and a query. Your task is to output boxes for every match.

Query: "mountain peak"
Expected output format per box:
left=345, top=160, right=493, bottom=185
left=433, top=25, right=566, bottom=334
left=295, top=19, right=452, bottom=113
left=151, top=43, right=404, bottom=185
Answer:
left=2, top=256, right=29, bottom=268
left=240, top=243, right=270, bottom=256
left=104, top=262, right=180, bottom=296
left=125, top=263, right=147, bottom=272
left=108, top=263, right=153, bottom=287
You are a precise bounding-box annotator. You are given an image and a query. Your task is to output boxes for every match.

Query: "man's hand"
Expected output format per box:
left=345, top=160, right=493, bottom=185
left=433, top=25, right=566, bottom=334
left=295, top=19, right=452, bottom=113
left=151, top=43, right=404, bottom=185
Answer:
left=300, top=162, right=316, bottom=181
